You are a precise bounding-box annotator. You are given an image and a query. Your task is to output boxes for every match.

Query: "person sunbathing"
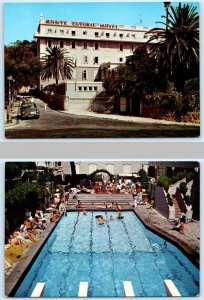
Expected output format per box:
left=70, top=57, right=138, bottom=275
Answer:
left=8, top=234, right=28, bottom=249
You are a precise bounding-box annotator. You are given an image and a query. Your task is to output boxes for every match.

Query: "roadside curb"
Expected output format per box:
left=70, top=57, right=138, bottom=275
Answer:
left=57, top=110, right=200, bottom=127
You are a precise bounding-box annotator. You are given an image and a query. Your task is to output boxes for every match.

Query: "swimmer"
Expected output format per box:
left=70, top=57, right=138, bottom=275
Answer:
left=98, top=216, right=105, bottom=225
left=117, top=212, right=124, bottom=219
left=109, top=215, right=114, bottom=221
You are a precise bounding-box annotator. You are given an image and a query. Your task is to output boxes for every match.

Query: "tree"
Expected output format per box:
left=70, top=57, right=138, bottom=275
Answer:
left=5, top=40, right=41, bottom=89
left=147, top=3, right=199, bottom=93
left=70, top=161, right=77, bottom=187
left=103, top=45, right=163, bottom=115
left=41, top=46, right=74, bottom=85
left=138, top=168, right=148, bottom=190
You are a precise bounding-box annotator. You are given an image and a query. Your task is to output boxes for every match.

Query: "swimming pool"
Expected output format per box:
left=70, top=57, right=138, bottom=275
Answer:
left=14, top=211, right=199, bottom=297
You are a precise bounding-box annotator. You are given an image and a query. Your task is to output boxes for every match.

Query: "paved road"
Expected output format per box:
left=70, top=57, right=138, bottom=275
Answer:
left=5, top=99, right=200, bottom=138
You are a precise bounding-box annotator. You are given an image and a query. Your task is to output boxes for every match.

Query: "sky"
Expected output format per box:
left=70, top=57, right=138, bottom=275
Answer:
left=4, top=1, right=199, bottom=45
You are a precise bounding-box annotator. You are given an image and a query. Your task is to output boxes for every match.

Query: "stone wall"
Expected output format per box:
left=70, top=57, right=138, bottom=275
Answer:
left=154, top=186, right=169, bottom=219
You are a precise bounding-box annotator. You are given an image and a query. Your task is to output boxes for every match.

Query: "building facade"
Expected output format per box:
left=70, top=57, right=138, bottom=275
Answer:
left=35, top=16, right=151, bottom=87
left=34, top=16, right=151, bottom=111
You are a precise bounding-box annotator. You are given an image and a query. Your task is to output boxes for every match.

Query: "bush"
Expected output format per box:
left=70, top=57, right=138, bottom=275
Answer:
left=179, top=182, right=188, bottom=195
left=157, top=176, right=171, bottom=192
left=184, top=195, right=191, bottom=206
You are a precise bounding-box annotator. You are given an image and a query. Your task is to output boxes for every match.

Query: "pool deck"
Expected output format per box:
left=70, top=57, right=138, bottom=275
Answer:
left=5, top=205, right=200, bottom=296
left=135, top=205, right=200, bottom=265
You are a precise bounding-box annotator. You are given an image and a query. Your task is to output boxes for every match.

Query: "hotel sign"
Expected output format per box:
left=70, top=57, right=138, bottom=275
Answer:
left=45, top=19, right=118, bottom=29
left=46, top=20, right=67, bottom=25
left=72, top=22, right=118, bottom=29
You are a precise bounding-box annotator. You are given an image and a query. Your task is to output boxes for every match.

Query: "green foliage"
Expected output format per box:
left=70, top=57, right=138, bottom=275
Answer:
left=41, top=46, right=74, bottom=85
left=184, top=195, right=191, bottom=206
left=37, top=169, right=55, bottom=185
left=182, top=78, right=199, bottom=113
left=186, top=171, right=196, bottom=183
left=172, top=170, right=187, bottom=184
left=5, top=40, right=41, bottom=89
left=138, top=168, right=148, bottom=190
left=147, top=3, right=199, bottom=93
left=5, top=181, right=46, bottom=208
left=102, top=46, right=164, bottom=104
left=5, top=162, right=36, bottom=181
left=157, top=175, right=172, bottom=192
left=179, top=182, right=188, bottom=195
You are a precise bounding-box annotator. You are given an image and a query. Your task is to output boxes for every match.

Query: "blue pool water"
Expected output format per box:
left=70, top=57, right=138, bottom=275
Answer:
left=15, top=211, right=199, bottom=297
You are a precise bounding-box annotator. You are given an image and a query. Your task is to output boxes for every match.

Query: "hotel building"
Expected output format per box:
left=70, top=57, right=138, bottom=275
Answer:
left=34, top=15, right=151, bottom=110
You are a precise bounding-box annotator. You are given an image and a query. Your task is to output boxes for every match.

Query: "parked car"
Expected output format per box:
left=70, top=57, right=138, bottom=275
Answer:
left=20, top=102, right=40, bottom=119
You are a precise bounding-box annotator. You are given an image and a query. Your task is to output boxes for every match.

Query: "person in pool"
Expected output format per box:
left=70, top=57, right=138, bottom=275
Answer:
left=109, top=215, right=114, bottom=221
left=98, top=215, right=105, bottom=225
left=117, top=212, right=124, bottom=219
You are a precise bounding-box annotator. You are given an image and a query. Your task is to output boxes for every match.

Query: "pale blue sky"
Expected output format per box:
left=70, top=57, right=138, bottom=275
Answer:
left=4, top=2, right=199, bottom=45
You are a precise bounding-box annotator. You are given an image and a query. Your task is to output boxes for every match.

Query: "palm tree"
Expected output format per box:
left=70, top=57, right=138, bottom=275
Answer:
left=147, top=3, right=199, bottom=93
left=41, top=46, right=74, bottom=85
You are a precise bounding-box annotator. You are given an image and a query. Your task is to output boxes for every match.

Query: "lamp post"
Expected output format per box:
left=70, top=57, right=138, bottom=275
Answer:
left=6, top=75, right=13, bottom=124
left=164, top=2, right=171, bottom=91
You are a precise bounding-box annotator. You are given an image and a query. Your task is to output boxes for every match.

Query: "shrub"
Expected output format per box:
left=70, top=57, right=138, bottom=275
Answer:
left=157, top=176, right=171, bottom=192
left=179, top=182, right=188, bottom=195
left=184, top=195, right=191, bottom=206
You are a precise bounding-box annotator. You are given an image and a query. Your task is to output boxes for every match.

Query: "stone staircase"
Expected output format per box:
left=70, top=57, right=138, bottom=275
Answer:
left=172, top=197, right=181, bottom=218
left=69, top=193, right=133, bottom=205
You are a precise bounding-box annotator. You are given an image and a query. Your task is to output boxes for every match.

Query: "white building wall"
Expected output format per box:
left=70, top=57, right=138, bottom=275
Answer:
left=35, top=17, right=151, bottom=87
left=61, top=161, right=146, bottom=175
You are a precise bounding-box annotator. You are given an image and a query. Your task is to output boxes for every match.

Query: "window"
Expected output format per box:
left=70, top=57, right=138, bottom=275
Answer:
left=82, top=70, right=87, bottom=80
left=95, top=43, right=99, bottom=50
left=119, top=34, right=123, bottom=38
left=72, top=41, right=76, bottom=49
left=95, top=32, right=99, bottom=37
left=60, top=30, right=64, bottom=35
left=84, top=56, right=88, bottom=64
left=48, top=40, right=52, bottom=48
left=89, top=86, right=92, bottom=91
left=89, top=164, right=97, bottom=174
left=94, top=86, right=97, bottom=91
left=131, top=45, right=134, bottom=52
left=78, top=86, right=82, bottom=91
left=60, top=41, right=64, bottom=48
left=48, top=29, right=52, bottom=33
left=84, top=86, right=87, bottom=91
left=94, top=57, right=99, bottom=64
left=119, top=57, right=123, bottom=62
left=106, top=164, right=114, bottom=174
left=123, top=164, right=131, bottom=174
left=119, top=44, right=123, bottom=51
left=72, top=31, right=76, bottom=36
left=106, top=33, right=110, bottom=38
left=83, top=42, right=87, bottom=49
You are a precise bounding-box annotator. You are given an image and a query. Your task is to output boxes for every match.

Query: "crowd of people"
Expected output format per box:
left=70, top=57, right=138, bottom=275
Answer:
left=5, top=199, right=65, bottom=274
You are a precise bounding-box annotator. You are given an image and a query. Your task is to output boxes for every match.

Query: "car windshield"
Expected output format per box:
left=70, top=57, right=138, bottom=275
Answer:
left=21, top=103, right=36, bottom=109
